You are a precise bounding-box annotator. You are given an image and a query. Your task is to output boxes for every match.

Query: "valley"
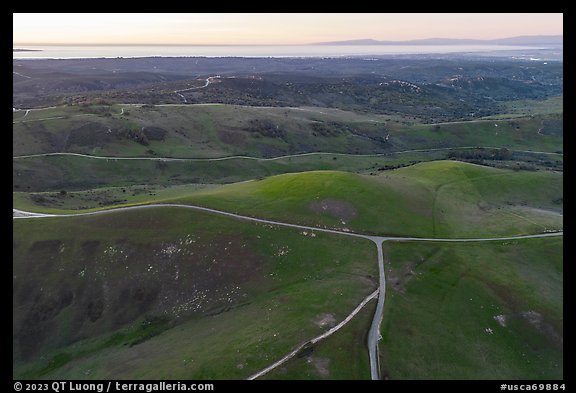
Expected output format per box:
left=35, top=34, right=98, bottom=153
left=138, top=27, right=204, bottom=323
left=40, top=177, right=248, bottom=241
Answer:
left=13, top=53, right=563, bottom=380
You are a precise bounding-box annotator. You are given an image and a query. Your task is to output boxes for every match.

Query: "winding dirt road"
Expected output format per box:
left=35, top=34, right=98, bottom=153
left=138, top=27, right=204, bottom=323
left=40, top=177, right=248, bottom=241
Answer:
left=12, top=144, right=564, bottom=163
left=12, top=203, right=563, bottom=379
left=247, top=289, right=379, bottom=380
left=173, top=76, right=219, bottom=103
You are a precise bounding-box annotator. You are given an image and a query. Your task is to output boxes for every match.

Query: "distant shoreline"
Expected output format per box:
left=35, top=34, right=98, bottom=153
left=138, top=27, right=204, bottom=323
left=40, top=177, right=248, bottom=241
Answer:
left=13, top=48, right=42, bottom=52
left=12, top=45, right=561, bottom=60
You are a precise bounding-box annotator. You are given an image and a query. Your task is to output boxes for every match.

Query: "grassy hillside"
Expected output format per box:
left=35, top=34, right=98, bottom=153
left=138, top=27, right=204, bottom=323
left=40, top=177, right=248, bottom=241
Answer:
left=380, top=237, right=563, bottom=379
left=172, top=170, right=433, bottom=237
left=12, top=104, right=393, bottom=158
left=13, top=57, right=563, bottom=381
left=261, top=300, right=376, bottom=380
left=14, top=147, right=562, bottom=193
left=13, top=184, right=222, bottom=212
left=388, top=114, right=562, bottom=154
left=14, top=161, right=563, bottom=238
left=13, top=207, right=377, bottom=379
left=166, top=161, right=562, bottom=238
left=483, top=95, right=563, bottom=119
left=12, top=166, right=563, bottom=379
left=13, top=104, right=562, bottom=159
left=385, top=161, right=563, bottom=237
left=12, top=101, right=563, bottom=197
left=12, top=126, right=563, bottom=381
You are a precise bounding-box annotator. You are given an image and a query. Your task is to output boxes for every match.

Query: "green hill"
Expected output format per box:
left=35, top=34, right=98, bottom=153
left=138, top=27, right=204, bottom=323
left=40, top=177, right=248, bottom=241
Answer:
left=13, top=56, right=563, bottom=380
left=13, top=207, right=377, bottom=379
left=167, top=161, right=562, bottom=238
left=13, top=104, right=562, bottom=159
left=381, top=238, right=563, bottom=379
left=13, top=147, right=562, bottom=194
left=13, top=161, right=563, bottom=380
left=14, top=161, right=563, bottom=238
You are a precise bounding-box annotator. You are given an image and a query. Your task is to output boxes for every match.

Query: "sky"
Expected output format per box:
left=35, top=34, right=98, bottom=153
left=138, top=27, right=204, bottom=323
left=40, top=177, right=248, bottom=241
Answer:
left=13, top=13, right=563, bottom=45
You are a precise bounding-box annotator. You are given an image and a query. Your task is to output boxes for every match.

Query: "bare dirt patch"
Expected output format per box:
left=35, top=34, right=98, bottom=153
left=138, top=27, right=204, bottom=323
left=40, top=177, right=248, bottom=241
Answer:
left=493, top=311, right=563, bottom=348
left=309, top=357, right=330, bottom=377
left=494, top=314, right=507, bottom=327
left=313, top=313, right=336, bottom=328
left=519, top=311, right=563, bottom=347
left=308, top=199, right=357, bottom=221
left=387, top=259, right=420, bottom=294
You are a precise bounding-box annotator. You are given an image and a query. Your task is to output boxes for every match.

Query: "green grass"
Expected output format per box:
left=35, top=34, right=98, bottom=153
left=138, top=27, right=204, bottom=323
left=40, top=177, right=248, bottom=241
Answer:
left=13, top=103, right=563, bottom=159
left=14, top=161, right=563, bottom=238
left=380, top=238, right=563, bottom=379
left=165, top=161, right=562, bottom=238
left=386, top=161, right=563, bottom=237
left=13, top=154, right=283, bottom=192
left=12, top=166, right=563, bottom=379
left=168, top=170, right=435, bottom=237
left=393, top=114, right=562, bottom=153
left=261, top=300, right=375, bottom=380
left=8, top=150, right=434, bottom=193
left=13, top=183, right=222, bottom=212
left=13, top=207, right=378, bottom=379
left=13, top=104, right=393, bottom=158
left=481, top=95, right=563, bottom=119
left=22, top=316, right=171, bottom=378
left=12, top=99, right=563, bottom=380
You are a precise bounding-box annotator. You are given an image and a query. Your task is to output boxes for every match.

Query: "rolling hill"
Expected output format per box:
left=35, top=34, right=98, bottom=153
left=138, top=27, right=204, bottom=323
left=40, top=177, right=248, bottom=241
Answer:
left=12, top=103, right=563, bottom=159
left=13, top=161, right=563, bottom=379
left=380, top=238, right=562, bottom=379
left=14, top=160, right=563, bottom=239
left=13, top=207, right=378, bottom=379
left=13, top=54, right=563, bottom=380
left=160, top=161, right=563, bottom=238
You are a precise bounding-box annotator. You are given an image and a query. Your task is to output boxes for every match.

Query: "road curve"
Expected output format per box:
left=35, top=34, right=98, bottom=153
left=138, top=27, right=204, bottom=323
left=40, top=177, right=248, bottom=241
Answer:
left=13, top=204, right=563, bottom=380
left=12, top=205, right=378, bottom=242
left=247, top=289, right=379, bottom=380
left=12, top=145, right=563, bottom=162
left=174, top=76, right=218, bottom=103
left=14, top=205, right=562, bottom=242
left=13, top=209, right=57, bottom=218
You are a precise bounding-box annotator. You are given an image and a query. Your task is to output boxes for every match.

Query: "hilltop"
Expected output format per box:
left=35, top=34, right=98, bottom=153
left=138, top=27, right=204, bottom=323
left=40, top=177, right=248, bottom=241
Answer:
left=311, top=35, right=563, bottom=46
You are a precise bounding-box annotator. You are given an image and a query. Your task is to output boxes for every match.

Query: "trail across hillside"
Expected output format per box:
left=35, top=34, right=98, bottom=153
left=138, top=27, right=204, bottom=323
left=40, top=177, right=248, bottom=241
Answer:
left=13, top=204, right=562, bottom=379
left=12, top=145, right=563, bottom=162
left=247, top=289, right=379, bottom=380
left=174, top=76, right=219, bottom=103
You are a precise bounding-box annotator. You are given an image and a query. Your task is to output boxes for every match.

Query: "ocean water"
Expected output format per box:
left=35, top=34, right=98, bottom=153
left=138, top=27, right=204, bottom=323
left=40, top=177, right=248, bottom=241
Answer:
left=12, top=44, right=552, bottom=59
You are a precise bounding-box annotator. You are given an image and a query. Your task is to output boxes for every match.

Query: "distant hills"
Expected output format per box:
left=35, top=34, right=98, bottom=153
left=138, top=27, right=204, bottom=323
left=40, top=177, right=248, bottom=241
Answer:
left=310, top=35, right=563, bottom=46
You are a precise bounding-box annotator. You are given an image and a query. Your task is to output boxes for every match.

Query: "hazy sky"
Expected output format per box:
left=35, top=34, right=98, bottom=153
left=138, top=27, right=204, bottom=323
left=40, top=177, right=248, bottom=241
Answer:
left=13, top=13, right=563, bottom=45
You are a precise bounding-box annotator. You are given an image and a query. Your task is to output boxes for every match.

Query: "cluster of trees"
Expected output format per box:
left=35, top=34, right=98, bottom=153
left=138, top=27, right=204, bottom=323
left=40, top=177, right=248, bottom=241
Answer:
left=310, top=122, right=346, bottom=137
left=246, top=119, right=287, bottom=139
left=116, top=127, right=166, bottom=146
left=375, top=161, right=420, bottom=171
left=447, top=147, right=513, bottom=161
left=118, top=128, right=149, bottom=146
left=142, top=127, right=168, bottom=141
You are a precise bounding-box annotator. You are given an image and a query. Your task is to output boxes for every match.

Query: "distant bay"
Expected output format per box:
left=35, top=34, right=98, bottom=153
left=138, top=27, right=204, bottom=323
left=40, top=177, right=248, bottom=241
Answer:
left=11, top=44, right=561, bottom=60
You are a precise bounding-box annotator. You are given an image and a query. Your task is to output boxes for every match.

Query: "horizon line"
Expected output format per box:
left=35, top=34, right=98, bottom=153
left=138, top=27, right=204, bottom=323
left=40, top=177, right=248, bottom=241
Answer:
left=13, top=34, right=563, bottom=47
